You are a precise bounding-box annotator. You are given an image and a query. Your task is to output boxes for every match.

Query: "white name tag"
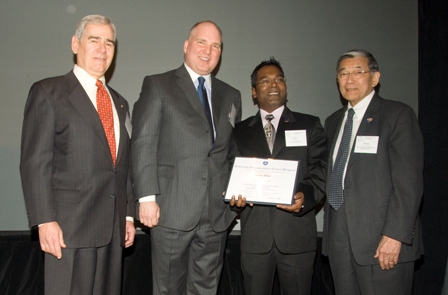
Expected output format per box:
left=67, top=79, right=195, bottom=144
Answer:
left=285, top=130, right=307, bottom=147
left=125, top=112, right=132, bottom=138
left=229, top=104, right=237, bottom=128
left=354, top=136, right=379, bottom=154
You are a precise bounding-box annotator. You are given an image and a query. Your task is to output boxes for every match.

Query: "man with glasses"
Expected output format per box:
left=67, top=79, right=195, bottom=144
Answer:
left=322, top=49, right=423, bottom=294
left=230, top=57, right=327, bottom=294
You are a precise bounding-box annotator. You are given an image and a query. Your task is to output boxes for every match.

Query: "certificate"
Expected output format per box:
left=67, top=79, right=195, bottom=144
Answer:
left=224, top=157, right=299, bottom=205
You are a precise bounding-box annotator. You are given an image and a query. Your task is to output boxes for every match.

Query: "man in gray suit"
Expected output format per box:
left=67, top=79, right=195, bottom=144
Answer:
left=322, top=49, right=424, bottom=294
left=230, top=57, right=327, bottom=294
left=20, top=15, right=135, bottom=295
left=131, top=21, right=242, bottom=294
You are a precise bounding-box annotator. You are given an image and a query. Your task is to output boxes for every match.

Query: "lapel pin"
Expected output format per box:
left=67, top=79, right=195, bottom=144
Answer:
left=120, top=104, right=124, bottom=108
left=366, top=118, right=373, bottom=123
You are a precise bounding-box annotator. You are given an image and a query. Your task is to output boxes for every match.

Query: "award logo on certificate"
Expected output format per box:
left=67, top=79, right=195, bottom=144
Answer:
left=224, top=157, right=299, bottom=205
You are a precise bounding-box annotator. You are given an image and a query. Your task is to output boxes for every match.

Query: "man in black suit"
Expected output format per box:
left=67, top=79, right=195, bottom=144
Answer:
left=131, top=21, right=241, bottom=294
left=322, top=49, right=424, bottom=294
left=230, top=57, right=327, bottom=295
left=20, top=15, right=135, bottom=295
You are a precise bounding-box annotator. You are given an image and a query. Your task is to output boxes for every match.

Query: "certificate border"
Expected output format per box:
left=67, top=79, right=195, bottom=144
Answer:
left=224, top=157, right=300, bottom=206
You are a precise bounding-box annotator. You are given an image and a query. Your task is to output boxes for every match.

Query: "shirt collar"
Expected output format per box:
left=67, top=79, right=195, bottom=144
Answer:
left=73, top=65, right=106, bottom=89
left=260, top=105, right=285, bottom=123
left=184, top=63, right=211, bottom=86
left=349, top=90, right=375, bottom=113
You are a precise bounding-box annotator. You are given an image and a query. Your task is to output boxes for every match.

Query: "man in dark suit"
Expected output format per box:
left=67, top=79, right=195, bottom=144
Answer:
left=20, top=15, right=135, bottom=295
left=229, top=57, right=327, bottom=294
left=322, top=49, right=424, bottom=294
left=131, top=21, right=242, bottom=294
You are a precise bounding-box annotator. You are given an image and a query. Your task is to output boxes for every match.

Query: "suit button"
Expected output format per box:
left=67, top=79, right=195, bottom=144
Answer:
left=208, top=153, right=211, bottom=157
left=110, top=194, right=115, bottom=199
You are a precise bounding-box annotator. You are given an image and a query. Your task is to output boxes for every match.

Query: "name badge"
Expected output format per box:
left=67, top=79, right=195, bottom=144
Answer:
left=125, top=112, right=132, bottom=138
left=354, top=136, right=379, bottom=154
left=285, top=130, right=307, bottom=147
left=229, top=104, right=237, bottom=128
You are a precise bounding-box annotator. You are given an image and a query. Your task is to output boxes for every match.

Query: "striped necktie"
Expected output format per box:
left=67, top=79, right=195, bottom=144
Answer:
left=264, top=114, right=275, bottom=153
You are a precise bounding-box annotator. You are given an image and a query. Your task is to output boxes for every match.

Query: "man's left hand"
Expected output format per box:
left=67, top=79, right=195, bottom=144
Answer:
left=276, top=192, right=304, bottom=213
left=374, top=235, right=402, bottom=270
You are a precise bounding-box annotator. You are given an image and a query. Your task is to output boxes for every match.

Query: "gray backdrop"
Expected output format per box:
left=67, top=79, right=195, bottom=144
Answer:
left=0, top=0, right=417, bottom=231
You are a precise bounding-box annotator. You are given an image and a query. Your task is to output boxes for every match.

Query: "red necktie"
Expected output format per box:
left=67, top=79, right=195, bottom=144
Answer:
left=96, top=80, right=116, bottom=166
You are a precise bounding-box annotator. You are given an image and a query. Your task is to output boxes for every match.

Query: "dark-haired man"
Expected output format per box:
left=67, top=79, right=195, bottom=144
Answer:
left=230, top=57, right=327, bottom=294
left=322, top=49, right=423, bottom=294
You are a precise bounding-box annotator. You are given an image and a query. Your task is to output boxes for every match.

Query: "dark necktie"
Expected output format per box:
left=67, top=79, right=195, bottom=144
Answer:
left=328, top=108, right=355, bottom=210
left=264, top=114, right=275, bottom=153
left=197, top=76, right=214, bottom=145
left=96, top=80, right=116, bottom=166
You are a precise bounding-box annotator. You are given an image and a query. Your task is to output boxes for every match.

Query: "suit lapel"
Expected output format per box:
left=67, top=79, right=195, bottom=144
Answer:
left=109, top=88, right=127, bottom=166
left=247, top=107, right=297, bottom=157
left=325, top=107, right=346, bottom=194
left=271, top=108, right=296, bottom=157
left=175, top=65, right=210, bottom=126
left=64, top=71, right=114, bottom=165
left=210, top=76, right=223, bottom=129
left=247, top=112, right=272, bottom=156
left=346, top=94, right=381, bottom=171
left=328, top=108, right=346, bottom=168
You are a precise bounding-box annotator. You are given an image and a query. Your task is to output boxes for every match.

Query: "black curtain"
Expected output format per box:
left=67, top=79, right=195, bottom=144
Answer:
left=0, top=233, right=334, bottom=295
left=414, top=0, right=448, bottom=294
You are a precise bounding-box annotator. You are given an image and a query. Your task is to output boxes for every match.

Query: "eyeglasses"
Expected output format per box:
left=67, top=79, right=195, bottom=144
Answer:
left=337, top=70, right=369, bottom=80
left=256, top=77, right=287, bottom=86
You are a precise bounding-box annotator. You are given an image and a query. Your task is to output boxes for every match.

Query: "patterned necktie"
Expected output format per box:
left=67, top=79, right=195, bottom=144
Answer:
left=328, top=108, right=355, bottom=210
left=96, top=80, right=116, bottom=166
left=197, top=76, right=214, bottom=145
left=264, top=114, right=275, bottom=153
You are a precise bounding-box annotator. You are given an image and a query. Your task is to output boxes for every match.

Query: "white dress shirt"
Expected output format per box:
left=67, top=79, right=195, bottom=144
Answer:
left=260, top=105, right=285, bottom=132
left=332, top=90, right=375, bottom=188
left=73, top=64, right=120, bottom=152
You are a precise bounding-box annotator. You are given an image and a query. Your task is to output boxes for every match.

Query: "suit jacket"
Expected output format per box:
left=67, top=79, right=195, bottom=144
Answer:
left=131, top=65, right=242, bottom=232
left=233, top=107, right=327, bottom=254
left=20, top=70, right=134, bottom=248
left=322, top=94, right=424, bottom=265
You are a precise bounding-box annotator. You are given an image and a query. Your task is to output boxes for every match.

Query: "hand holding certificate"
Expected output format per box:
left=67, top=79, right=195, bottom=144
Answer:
left=224, top=157, right=299, bottom=205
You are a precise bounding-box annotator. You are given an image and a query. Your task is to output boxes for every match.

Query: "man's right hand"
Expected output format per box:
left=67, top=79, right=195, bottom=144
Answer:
left=139, top=201, right=160, bottom=228
left=38, top=221, right=66, bottom=259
